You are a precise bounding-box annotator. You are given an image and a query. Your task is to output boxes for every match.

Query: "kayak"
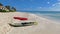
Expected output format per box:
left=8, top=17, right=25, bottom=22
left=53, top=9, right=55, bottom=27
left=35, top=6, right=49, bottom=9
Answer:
left=9, top=22, right=37, bottom=27
left=13, top=17, right=28, bottom=20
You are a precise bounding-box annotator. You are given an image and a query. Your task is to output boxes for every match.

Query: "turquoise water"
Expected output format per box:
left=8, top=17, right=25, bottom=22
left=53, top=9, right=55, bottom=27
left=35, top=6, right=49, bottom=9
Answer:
left=18, top=11, right=60, bottom=22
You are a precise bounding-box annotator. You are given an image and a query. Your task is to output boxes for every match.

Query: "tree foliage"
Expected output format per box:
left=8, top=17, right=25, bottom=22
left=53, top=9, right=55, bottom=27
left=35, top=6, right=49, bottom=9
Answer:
left=0, top=3, right=17, bottom=12
left=5, top=6, right=16, bottom=12
left=11, top=7, right=16, bottom=11
left=0, top=3, right=3, bottom=6
left=5, top=5, right=10, bottom=10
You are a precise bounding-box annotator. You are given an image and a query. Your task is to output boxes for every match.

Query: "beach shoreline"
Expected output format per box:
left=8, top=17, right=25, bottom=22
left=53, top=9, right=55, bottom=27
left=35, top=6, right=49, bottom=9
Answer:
left=0, top=12, right=60, bottom=34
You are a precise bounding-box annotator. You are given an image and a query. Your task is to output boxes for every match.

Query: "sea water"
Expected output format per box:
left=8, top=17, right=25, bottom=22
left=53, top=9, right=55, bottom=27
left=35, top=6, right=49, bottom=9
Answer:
left=18, top=11, right=60, bottom=23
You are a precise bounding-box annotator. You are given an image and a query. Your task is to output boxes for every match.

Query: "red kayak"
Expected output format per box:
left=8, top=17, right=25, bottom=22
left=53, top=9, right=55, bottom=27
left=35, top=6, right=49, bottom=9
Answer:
left=13, top=17, right=28, bottom=20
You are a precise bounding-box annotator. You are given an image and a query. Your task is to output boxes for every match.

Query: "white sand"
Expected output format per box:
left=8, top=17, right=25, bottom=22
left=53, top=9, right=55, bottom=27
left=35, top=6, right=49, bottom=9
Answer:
left=0, top=12, right=60, bottom=34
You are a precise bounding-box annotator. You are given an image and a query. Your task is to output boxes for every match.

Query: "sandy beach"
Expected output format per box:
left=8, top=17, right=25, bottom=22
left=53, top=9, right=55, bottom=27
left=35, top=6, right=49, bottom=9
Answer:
left=0, top=12, right=60, bottom=34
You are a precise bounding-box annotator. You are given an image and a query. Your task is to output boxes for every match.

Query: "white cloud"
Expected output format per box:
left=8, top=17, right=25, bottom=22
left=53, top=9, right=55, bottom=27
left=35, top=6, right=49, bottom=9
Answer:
left=39, top=7, right=42, bottom=8
left=58, top=0, right=60, bottom=1
left=47, top=2, right=60, bottom=11
left=19, top=2, right=60, bottom=11
left=36, top=2, right=60, bottom=11
left=58, top=2, right=60, bottom=4
left=52, top=4, right=56, bottom=6
left=52, top=2, right=60, bottom=8
left=51, top=2, right=60, bottom=11
left=47, top=2, right=50, bottom=4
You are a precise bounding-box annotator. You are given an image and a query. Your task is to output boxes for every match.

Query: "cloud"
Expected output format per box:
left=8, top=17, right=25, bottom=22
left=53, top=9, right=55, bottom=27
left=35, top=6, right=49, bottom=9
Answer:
left=18, top=2, right=60, bottom=11
left=51, top=2, right=60, bottom=11
left=58, top=0, right=60, bottom=1
left=36, top=2, right=60, bottom=11
left=47, top=2, right=50, bottom=4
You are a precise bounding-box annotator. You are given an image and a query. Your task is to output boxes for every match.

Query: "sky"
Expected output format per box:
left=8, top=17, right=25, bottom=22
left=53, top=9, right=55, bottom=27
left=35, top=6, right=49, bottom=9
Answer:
left=0, top=0, right=60, bottom=11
